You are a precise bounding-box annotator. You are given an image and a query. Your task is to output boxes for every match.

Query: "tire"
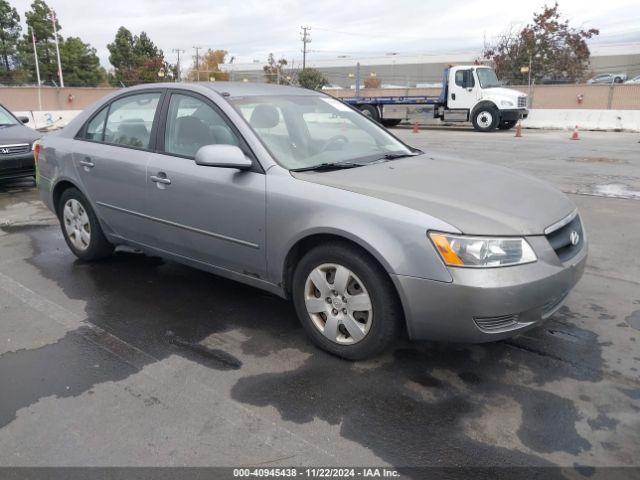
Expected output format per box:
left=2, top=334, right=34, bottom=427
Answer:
left=498, top=120, right=517, bottom=130
left=471, top=105, right=499, bottom=132
left=358, top=104, right=380, bottom=122
left=381, top=119, right=402, bottom=127
left=58, top=187, right=114, bottom=261
left=291, top=241, right=401, bottom=360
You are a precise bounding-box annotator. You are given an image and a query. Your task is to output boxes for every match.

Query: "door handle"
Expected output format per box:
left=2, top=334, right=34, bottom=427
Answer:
left=150, top=174, right=171, bottom=185
left=79, top=158, right=95, bottom=168
left=451, top=93, right=456, bottom=101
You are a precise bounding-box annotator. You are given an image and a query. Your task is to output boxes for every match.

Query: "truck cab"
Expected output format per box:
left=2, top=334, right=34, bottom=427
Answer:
left=439, top=65, right=528, bottom=131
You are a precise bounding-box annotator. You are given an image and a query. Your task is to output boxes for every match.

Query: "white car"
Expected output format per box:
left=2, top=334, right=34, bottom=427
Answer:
left=587, top=73, right=627, bottom=84
left=624, top=75, right=640, bottom=85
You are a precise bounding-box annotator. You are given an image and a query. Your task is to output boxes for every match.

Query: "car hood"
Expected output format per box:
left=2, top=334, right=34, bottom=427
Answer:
left=291, top=154, right=575, bottom=235
left=0, top=124, right=41, bottom=145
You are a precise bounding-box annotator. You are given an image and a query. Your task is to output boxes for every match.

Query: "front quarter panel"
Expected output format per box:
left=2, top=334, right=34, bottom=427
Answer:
left=266, top=170, right=457, bottom=287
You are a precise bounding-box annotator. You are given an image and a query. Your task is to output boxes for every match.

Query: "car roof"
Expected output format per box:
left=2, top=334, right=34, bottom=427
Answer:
left=122, top=81, right=322, bottom=98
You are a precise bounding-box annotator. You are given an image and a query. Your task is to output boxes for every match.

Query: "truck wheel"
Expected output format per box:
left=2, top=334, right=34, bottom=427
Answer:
left=292, top=241, right=401, bottom=360
left=498, top=120, right=517, bottom=130
left=381, top=119, right=401, bottom=127
left=472, top=106, right=499, bottom=132
left=358, top=104, right=380, bottom=122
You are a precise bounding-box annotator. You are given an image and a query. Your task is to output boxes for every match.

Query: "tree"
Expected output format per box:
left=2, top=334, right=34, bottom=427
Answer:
left=107, top=27, right=171, bottom=85
left=187, top=48, right=229, bottom=81
left=297, top=67, right=327, bottom=90
left=0, top=0, right=21, bottom=79
left=59, top=36, right=105, bottom=86
left=483, top=3, right=599, bottom=83
left=263, top=53, right=287, bottom=83
left=17, top=0, right=62, bottom=84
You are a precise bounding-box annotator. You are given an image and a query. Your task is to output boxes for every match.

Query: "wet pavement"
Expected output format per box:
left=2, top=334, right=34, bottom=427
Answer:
left=0, top=129, right=639, bottom=472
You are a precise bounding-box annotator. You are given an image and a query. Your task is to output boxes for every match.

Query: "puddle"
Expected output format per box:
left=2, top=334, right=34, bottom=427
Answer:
left=590, top=183, right=640, bottom=200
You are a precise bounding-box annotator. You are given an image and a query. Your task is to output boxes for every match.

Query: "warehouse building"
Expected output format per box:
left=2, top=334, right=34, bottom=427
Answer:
left=220, top=42, right=640, bottom=87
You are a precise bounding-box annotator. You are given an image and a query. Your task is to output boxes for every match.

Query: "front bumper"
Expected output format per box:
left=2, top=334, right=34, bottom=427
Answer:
left=393, top=235, right=587, bottom=343
left=0, top=153, right=35, bottom=180
left=501, top=108, right=529, bottom=121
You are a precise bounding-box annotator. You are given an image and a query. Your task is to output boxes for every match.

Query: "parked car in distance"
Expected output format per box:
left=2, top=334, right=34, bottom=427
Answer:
left=36, top=83, right=587, bottom=359
left=587, top=73, right=627, bottom=84
left=0, top=105, right=41, bottom=181
left=624, top=75, right=640, bottom=84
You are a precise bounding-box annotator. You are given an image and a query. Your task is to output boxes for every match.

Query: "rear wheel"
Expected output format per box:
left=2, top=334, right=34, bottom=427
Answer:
left=358, top=104, right=380, bottom=122
left=498, top=120, right=517, bottom=130
left=292, top=242, right=401, bottom=360
left=472, top=105, right=499, bottom=132
left=58, top=187, right=114, bottom=261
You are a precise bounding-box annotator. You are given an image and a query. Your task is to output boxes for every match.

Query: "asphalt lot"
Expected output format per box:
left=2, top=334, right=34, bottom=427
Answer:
left=0, top=127, right=639, bottom=474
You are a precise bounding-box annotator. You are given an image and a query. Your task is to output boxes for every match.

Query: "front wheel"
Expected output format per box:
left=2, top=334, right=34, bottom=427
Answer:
left=358, top=104, right=380, bottom=122
left=58, top=187, right=114, bottom=261
left=472, top=106, right=499, bottom=132
left=292, top=242, right=401, bottom=360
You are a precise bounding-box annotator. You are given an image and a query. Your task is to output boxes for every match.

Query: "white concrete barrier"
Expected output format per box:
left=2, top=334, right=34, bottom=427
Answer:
left=14, top=110, right=82, bottom=131
left=13, top=108, right=640, bottom=133
left=523, top=109, right=640, bottom=132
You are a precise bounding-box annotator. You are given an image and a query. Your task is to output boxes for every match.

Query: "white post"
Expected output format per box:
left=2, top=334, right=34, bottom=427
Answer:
left=31, top=27, right=42, bottom=111
left=50, top=9, right=64, bottom=88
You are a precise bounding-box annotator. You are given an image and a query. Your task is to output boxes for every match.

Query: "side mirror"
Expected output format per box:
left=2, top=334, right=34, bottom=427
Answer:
left=18, top=116, right=30, bottom=124
left=194, top=144, right=252, bottom=170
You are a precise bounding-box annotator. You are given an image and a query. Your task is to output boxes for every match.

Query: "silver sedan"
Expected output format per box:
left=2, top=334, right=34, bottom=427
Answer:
left=36, top=82, right=587, bottom=359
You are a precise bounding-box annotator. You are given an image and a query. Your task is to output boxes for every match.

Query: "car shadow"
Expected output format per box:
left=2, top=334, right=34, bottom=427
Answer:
left=0, top=223, right=619, bottom=471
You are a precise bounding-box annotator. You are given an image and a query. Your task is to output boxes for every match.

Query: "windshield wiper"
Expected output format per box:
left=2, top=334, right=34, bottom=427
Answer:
left=290, top=162, right=365, bottom=172
left=374, top=151, right=422, bottom=162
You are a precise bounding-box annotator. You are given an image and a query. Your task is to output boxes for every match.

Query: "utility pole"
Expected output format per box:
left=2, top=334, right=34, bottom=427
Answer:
left=172, top=48, right=185, bottom=82
left=50, top=9, right=64, bottom=88
left=193, top=46, right=201, bottom=81
left=300, top=26, right=311, bottom=70
left=30, top=27, right=42, bottom=111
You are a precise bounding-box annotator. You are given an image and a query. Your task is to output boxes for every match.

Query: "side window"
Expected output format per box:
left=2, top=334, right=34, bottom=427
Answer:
left=82, top=107, right=108, bottom=141
left=104, top=92, right=161, bottom=149
left=164, top=94, right=239, bottom=158
left=455, top=70, right=474, bottom=88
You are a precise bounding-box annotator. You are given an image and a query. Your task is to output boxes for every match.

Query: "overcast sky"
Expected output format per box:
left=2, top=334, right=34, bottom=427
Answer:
left=11, top=0, right=640, bottom=70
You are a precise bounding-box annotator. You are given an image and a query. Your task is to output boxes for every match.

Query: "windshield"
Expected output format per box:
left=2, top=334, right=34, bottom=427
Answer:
left=476, top=68, right=500, bottom=88
left=0, top=105, right=19, bottom=125
left=230, top=95, right=413, bottom=170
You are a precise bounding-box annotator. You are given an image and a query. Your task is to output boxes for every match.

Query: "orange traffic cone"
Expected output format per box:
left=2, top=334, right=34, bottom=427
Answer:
left=571, top=125, right=580, bottom=140
left=412, top=121, right=419, bottom=133
left=514, top=121, right=522, bottom=138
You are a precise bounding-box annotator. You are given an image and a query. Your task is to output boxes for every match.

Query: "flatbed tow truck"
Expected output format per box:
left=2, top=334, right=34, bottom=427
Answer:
left=338, top=65, right=529, bottom=132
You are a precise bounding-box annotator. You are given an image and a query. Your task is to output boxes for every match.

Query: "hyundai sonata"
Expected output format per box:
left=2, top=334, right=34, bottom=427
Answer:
left=36, top=83, right=586, bottom=359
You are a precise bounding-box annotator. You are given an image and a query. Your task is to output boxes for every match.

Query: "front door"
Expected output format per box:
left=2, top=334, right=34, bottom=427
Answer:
left=73, top=91, right=163, bottom=245
left=145, top=92, right=267, bottom=278
left=448, top=68, right=478, bottom=110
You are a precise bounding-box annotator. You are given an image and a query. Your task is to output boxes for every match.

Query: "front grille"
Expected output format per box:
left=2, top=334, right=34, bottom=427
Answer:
left=0, top=143, right=30, bottom=155
left=545, top=214, right=583, bottom=262
left=474, top=314, right=519, bottom=333
left=518, top=96, right=527, bottom=108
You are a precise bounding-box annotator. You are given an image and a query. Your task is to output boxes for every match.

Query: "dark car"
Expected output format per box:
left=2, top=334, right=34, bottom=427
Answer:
left=0, top=104, right=42, bottom=181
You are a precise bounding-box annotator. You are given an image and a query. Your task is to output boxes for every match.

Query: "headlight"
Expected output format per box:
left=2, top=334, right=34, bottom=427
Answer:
left=429, top=232, right=537, bottom=268
left=500, top=100, right=515, bottom=107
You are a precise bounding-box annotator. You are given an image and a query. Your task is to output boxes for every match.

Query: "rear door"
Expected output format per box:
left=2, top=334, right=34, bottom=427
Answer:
left=145, top=91, right=267, bottom=277
left=73, top=91, right=163, bottom=244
